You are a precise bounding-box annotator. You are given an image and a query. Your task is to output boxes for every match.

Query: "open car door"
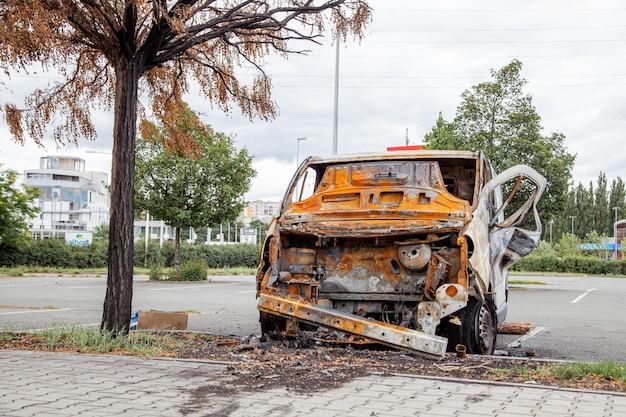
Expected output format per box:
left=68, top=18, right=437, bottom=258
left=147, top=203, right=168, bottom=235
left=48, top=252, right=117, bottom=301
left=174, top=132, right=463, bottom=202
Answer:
left=464, top=165, right=547, bottom=324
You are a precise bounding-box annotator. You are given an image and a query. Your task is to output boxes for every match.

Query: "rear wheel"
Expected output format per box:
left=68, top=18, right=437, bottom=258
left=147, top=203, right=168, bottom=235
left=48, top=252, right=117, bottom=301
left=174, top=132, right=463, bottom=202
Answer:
left=461, top=296, right=497, bottom=355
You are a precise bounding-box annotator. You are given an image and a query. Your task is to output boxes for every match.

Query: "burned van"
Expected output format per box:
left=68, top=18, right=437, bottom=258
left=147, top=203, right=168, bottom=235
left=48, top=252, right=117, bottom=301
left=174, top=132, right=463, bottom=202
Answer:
left=256, top=150, right=546, bottom=357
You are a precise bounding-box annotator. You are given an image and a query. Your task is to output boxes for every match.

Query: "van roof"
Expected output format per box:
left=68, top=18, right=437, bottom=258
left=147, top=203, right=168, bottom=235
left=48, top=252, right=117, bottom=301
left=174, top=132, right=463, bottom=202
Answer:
left=303, top=150, right=483, bottom=165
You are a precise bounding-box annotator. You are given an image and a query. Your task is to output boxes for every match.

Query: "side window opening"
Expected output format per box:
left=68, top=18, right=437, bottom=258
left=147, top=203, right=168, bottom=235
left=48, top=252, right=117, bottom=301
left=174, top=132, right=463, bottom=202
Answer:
left=293, top=167, right=318, bottom=202
left=438, top=160, right=477, bottom=204
left=491, top=174, right=542, bottom=230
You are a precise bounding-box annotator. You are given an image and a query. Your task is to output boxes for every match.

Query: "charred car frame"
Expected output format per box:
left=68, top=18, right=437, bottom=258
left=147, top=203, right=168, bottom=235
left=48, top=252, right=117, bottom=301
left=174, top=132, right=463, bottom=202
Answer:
left=256, top=150, right=546, bottom=357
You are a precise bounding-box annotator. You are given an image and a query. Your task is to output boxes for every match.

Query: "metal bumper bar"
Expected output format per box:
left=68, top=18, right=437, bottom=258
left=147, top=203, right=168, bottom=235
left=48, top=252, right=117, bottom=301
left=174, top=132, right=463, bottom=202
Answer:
left=258, top=293, right=448, bottom=358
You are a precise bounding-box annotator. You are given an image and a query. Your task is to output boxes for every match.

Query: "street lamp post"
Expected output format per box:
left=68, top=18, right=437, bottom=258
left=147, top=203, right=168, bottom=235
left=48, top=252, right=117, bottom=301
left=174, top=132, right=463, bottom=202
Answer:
left=569, top=216, right=576, bottom=244
left=613, top=206, right=620, bottom=259
left=549, top=219, right=554, bottom=248
left=332, top=38, right=340, bottom=155
left=296, top=137, right=307, bottom=166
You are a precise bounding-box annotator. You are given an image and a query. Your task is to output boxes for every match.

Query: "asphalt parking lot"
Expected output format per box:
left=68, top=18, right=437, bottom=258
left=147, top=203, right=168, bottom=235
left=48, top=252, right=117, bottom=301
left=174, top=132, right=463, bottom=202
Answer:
left=1, top=273, right=625, bottom=361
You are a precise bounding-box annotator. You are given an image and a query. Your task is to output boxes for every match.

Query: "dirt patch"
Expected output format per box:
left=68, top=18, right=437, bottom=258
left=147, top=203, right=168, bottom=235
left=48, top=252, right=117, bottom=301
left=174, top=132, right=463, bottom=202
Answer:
left=172, top=333, right=626, bottom=393
left=1, top=332, right=625, bottom=393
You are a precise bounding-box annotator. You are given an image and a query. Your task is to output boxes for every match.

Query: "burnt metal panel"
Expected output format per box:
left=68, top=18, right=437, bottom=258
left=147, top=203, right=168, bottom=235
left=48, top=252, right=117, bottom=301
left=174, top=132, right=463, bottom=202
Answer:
left=258, top=293, right=448, bottom=358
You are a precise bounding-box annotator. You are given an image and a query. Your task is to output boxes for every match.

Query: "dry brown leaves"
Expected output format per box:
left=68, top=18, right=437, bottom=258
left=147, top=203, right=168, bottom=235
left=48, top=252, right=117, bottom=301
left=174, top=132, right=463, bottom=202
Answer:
left=2, top=332, right=625, bottom=393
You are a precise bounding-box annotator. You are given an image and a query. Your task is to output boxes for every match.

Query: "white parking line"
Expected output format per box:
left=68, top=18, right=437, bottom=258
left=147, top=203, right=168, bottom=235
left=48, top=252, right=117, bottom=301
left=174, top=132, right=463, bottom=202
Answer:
left=0, top=308, right=74, bottom=315
left=65, top=286, right=100, bottom=289
left=506, top=326, right=546, bottom=349
left=571, top=288, right=596, bottom=304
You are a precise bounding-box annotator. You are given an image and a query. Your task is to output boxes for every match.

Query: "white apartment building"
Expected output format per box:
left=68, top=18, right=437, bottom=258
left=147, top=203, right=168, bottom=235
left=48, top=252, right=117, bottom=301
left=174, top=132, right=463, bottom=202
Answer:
left=244, top=200, right=281, bottom=224
left=24, top=156, right=110, bottom=239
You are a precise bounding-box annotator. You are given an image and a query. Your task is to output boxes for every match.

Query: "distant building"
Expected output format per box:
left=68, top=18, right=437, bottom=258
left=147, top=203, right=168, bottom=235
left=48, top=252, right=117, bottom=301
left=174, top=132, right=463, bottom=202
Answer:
left=244, top=200, right=281, bottom=224
left=24, top=156, right=110, bottom=239
left=133, top=217, right=173, bottom=243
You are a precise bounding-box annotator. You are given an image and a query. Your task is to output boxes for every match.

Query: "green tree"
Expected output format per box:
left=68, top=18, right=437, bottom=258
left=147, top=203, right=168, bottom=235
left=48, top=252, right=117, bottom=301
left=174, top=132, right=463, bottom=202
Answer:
left=574, top=182, right=595, bottom=238
left=583, top=230, right=608, bottom=259
left=249, top=219, right=269, bottom=245
left=0, top=167, right=40, bottom=250
left=424, top=59, right=575, bottom=227
left=1, top=1, right=370, bottom=334
left=594, top=173, right=609, bottom=235
left=554, top=233, right=582, bottom=258
left=135, top=105, right=255, bottom=277
left=423, top=112, right=459, bottom=148
left=560, top=173, right=626, bottom=240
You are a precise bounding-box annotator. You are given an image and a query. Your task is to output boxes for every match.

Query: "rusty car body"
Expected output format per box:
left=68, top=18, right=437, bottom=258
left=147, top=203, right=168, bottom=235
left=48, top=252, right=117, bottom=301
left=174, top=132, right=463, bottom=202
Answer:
left=256, top=150, right=546, bottom=357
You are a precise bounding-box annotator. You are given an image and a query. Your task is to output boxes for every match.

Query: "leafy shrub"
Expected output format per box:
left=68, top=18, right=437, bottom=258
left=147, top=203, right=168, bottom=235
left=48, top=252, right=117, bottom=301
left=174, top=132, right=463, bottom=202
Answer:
left=513, top=254, right=625, bottom=276
left=27, top=238, right=73, bottom=267
left=160, top=241, right=175, bottom=267
left=148, top=264, right=168, bottom=281
left=174, top=260, right=208, bottom=281
left=88, top=240, right=108, bottom=268
left=0, top=243, right=28, bottom=266
left=1, top=237, right=260, bottom=270
left=133, top=240, right=165, bottom=268
left=514, top=255, right=560, bottom=273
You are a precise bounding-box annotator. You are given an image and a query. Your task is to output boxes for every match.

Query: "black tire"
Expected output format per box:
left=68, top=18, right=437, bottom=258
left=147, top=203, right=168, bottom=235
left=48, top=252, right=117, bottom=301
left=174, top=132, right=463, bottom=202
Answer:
left=460, top=296, right=497, bottom=355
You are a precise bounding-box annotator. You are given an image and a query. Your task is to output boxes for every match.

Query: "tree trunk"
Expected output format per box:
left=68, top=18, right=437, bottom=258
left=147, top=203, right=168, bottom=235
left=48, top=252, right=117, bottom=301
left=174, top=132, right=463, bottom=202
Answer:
left=101, top=59, right=142, bottom=335
left=174, top=226, right=181, bottom=278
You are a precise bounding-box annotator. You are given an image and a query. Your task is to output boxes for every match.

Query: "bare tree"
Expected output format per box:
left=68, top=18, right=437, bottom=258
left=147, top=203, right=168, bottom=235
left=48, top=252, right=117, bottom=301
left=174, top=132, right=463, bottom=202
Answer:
left=0, top=0, right=370, bottom=334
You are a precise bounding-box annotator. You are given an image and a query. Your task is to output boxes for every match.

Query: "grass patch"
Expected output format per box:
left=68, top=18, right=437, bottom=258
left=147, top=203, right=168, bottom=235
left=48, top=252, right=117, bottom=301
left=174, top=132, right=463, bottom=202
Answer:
left=484, top=360, right=626, bottom=385
left=0, top=267, right=152, bottom=277
left=9, top=325, right=187, bottom=356
left=208, top=267, right=256, bottom=276
left=2, top=266, right=254, bottom=277
left=509, top=279, right=547, bottom=285
left=0, top=267, right=24, bottom=277
left=484, top=364, right=538, bottom=383
left=552, top=360, right=626, bottom=382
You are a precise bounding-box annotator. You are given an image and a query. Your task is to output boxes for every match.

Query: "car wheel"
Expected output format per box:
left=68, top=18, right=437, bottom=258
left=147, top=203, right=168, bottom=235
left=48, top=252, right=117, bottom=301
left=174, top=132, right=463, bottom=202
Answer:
left=461, top=296, right=497, bottom=355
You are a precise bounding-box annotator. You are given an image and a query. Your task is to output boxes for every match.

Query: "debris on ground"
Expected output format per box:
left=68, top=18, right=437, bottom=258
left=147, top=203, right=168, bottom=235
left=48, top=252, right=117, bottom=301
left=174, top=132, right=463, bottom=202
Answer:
left=1, top=331, right=624, bottom=393
left=498, top=322, right=532, bottom=335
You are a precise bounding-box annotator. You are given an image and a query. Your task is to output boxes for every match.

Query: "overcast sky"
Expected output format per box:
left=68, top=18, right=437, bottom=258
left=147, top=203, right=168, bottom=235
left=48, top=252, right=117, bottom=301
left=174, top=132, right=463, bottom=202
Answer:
left=1, top=0, right=625, bottom=201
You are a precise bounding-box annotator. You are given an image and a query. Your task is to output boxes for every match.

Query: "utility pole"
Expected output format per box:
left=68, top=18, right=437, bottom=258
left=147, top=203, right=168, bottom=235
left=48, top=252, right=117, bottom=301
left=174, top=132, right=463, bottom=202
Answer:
left=549, top=219, right=554, bottom=248
left=296, top=137, right=307, bottom=166
left=613, top=206, right=620, bottom=259
left=332, top=38, right=340, bottom=155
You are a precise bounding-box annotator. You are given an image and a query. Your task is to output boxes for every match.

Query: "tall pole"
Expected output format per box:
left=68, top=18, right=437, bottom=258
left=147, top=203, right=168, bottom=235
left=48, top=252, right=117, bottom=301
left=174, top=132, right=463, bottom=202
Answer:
left=613, top=206, right=620, bottom=259
left=296, top=137, right=306, bottom=166
left=144, top=211, right=149, bottom=267
left=332, top=38, right=340, bottom=155
left=549, top=220, right=553, bottom=248
left=569, top=216, right=576, bottom=244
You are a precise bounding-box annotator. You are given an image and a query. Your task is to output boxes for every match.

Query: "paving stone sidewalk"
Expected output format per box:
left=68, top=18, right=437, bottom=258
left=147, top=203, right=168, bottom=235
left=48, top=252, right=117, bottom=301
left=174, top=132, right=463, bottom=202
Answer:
left=1, top=350, right=625, bottom=417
